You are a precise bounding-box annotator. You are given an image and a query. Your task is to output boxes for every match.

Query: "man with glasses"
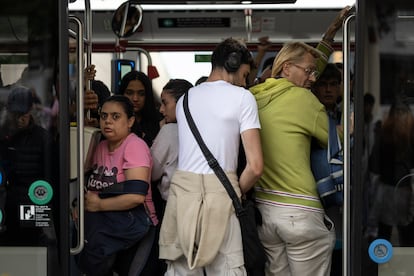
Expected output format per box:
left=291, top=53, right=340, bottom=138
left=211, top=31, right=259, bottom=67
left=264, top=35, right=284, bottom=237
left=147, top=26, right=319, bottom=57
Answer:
left=250, top=41, right=335, bottom=276
left=312, top=63, right=342, bottom=124
left=312, top=63, right=344, bottom=276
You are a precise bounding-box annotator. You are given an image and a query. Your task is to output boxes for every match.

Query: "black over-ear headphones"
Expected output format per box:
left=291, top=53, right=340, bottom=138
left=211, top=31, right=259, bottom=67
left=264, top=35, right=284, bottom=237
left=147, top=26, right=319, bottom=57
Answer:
left=224, top=51, right=242, bottom=73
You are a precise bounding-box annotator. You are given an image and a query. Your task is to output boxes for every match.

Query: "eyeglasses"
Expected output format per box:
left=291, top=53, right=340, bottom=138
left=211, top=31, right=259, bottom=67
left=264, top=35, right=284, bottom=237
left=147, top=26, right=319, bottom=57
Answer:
left=291, top=64, right=319, bottom=78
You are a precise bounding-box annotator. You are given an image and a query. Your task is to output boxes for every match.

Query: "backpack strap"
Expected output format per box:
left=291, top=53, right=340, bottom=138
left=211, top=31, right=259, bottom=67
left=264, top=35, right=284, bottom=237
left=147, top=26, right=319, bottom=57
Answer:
left=328, top=115, right=343, bottom=163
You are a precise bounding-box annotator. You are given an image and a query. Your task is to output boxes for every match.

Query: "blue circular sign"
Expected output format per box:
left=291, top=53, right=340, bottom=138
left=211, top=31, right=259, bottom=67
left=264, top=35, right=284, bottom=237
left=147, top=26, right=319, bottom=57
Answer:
left=368, top=239, right=393, bottom=264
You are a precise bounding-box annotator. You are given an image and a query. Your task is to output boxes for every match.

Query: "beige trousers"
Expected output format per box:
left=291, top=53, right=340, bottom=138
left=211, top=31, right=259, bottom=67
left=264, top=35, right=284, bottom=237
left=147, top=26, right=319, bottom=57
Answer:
left=164, top=213, right=246, bottom=276
left=257, top=204, right=335, bottom=276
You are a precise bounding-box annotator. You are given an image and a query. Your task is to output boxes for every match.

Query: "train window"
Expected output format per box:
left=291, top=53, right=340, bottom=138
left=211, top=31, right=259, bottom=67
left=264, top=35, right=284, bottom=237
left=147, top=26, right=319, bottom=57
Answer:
left=151, top=52, right=211, bottom=88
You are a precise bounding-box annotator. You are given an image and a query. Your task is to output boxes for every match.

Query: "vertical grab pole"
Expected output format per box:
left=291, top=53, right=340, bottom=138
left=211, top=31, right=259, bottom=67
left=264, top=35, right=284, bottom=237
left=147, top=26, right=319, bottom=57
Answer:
left=84, top=0, right=92, bottom=72
left=244, top=9, right=252, bottom=42
left=69, top=15, right=85, bottom=255
left=84, top=0, right=92, bottom=120
left=342, top=13, right=355, bottom=276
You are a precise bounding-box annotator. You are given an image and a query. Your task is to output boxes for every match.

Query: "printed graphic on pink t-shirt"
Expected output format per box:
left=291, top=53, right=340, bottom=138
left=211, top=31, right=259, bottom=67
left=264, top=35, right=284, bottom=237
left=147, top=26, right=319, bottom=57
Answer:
left=87, top=165, right=118, bottom=191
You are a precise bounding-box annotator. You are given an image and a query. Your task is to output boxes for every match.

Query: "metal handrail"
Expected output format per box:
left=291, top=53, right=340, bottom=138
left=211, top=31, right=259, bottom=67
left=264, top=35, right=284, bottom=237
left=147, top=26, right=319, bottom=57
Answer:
left=68, top=15, right=85, bottom=256
left=342, top=12, right=355, bottom=276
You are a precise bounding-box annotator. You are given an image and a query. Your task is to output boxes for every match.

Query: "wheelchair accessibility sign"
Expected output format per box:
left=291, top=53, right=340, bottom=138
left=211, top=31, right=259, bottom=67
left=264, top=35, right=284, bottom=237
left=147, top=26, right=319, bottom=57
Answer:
left=369, top=239, right=393, bottom=264
left=20, top=205, right=52, bottom=227
left=21, top=205, right=36, bottom=220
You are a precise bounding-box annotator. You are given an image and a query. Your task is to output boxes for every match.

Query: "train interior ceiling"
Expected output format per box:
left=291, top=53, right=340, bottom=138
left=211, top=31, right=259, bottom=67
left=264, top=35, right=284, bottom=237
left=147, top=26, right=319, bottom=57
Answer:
left=0, top=0, right=353, bottom=95
left=2, top=0, right=357, bottom=103
left=73, top=9, right=346, bottom=46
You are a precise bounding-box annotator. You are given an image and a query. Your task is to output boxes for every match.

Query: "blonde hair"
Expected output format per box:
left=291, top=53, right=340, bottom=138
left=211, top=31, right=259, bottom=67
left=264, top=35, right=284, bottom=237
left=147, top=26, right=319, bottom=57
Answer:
left=271, top=41, right=321, bottom=78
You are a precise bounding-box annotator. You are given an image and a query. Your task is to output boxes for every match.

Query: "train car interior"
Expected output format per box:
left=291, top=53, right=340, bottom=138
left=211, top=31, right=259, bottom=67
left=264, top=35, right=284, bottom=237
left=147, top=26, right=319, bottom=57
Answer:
left=4, top=0, right=414, bottom=275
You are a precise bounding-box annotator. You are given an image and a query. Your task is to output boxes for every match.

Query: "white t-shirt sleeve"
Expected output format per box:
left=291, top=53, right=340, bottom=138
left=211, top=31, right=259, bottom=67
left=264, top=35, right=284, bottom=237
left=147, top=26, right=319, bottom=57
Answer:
left=239, top=90, right=261, bottom=133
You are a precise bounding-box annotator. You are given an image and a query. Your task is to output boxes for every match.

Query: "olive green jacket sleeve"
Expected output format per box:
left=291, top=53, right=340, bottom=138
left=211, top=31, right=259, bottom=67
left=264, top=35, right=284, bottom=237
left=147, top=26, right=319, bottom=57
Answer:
left=316, top=40, right=334, bottom=77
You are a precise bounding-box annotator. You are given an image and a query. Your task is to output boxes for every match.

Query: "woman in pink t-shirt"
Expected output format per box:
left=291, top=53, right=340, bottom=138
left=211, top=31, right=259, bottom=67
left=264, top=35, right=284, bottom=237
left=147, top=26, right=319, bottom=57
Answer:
left=77, top=95, right=158, bottom=276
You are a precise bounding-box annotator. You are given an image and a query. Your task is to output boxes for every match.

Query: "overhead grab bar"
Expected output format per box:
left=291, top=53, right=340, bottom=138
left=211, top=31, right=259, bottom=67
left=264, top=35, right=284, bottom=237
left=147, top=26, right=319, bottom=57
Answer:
left=125, top=47, right=153, bottom=66
left=68, top=29, right=91, bottom=44
left=124, top=47, right=160, bottom=80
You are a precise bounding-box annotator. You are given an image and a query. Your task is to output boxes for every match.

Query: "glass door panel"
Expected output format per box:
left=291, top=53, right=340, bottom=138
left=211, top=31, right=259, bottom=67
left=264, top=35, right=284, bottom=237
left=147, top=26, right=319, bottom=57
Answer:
left=352, top=1, right=414, bottom=275
left=0, top=1, right=70, bottom=275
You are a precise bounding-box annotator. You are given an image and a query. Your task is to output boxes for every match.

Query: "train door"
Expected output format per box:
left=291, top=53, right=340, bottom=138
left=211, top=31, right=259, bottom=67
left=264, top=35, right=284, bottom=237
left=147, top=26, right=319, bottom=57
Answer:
left=350, top=0, right=414, bottom=275
left=0, top=0, right=73, bottom=275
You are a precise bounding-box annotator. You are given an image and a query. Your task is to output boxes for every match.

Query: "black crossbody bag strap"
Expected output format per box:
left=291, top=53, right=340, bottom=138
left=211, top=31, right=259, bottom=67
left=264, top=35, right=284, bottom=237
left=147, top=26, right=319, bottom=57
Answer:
left=183, top=92, right=245, bottom=217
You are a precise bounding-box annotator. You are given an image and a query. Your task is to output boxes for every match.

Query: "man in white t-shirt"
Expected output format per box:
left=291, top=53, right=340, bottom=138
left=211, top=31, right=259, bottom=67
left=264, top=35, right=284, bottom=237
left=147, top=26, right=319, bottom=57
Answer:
left=159, top=38, right=263, bottom=275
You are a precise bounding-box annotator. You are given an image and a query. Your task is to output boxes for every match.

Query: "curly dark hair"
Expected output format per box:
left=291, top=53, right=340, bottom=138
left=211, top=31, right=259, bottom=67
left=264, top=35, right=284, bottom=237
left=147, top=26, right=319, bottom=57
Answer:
left=117, top=70, right=161, bottom=146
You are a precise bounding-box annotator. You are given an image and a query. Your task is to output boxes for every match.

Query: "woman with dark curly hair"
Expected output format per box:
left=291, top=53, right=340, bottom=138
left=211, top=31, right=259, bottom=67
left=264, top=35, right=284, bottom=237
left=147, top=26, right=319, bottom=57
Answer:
left=117, top=70, right=162, bottom=147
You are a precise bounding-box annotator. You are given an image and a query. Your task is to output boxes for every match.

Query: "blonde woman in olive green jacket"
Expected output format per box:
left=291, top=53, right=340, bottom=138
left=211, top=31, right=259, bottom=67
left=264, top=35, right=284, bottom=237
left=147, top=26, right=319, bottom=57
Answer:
left=250, top=41, right=335, bottom=276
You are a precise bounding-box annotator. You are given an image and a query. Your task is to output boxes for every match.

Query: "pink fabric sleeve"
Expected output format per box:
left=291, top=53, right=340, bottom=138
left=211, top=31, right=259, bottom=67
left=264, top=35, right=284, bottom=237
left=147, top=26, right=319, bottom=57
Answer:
left=123, top=135, right=152, bottom=172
